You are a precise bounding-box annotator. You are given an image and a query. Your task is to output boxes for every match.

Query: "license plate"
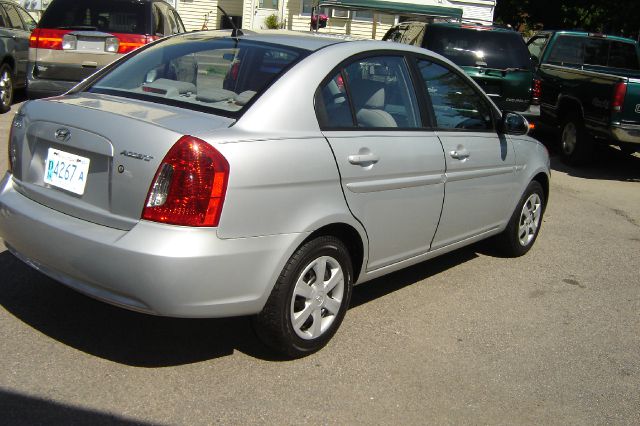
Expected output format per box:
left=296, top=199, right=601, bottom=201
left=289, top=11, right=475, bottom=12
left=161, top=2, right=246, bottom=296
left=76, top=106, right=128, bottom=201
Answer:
left=44, top=148, right=90, bottom=195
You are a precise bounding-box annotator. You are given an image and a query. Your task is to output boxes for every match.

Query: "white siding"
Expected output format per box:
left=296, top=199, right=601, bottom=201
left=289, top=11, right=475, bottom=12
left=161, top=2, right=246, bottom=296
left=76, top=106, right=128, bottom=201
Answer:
left=448, top=0, right=495, bottom=23
left=176, top=0, right=218, bottom=31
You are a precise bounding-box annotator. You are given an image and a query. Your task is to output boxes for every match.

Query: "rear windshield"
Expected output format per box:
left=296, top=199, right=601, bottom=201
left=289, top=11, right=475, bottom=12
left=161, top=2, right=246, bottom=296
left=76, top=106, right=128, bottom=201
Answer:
left=547, top=35, right=640, bottom=70
left=39, top=0, right=149, bottom=34
left=424, top=26, right=532, bottom=70
left=87, top=36, right=308, bottom=117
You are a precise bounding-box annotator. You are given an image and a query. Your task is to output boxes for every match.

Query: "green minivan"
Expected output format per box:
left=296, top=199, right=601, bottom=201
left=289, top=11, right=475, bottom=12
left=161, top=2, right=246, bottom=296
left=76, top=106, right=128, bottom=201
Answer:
left=383, top=21, right=537, bottom=116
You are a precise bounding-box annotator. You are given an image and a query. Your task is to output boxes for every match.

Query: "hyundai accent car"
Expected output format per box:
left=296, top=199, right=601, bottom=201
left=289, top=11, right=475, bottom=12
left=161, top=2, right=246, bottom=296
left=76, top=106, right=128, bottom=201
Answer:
left=0, top=31, right=550, bottom=358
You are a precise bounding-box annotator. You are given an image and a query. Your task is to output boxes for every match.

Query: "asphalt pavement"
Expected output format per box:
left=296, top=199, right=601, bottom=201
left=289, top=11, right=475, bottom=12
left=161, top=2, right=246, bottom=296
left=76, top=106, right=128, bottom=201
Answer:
left=0, top=97, right=638, bottom=425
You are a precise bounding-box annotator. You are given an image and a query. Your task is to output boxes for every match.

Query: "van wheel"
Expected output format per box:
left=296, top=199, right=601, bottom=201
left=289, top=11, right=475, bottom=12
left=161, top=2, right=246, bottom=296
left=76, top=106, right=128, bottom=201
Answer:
left=560, top=114, right=594, bottom=165
left=494, top=181, right=545, bottom=257
left=0, top=64, right=14, bottom=113
left=253, top=236, right=353, bottom=358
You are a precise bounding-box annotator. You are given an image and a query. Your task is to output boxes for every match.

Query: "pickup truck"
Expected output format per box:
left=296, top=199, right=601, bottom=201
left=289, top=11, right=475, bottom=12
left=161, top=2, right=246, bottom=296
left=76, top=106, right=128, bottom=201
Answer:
left=527, top=31, right=640, bottom=164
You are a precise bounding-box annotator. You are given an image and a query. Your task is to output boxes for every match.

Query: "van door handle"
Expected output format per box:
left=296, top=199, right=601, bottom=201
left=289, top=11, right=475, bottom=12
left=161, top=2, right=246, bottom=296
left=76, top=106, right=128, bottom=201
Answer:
left=348, top=153, right=379, bottom=165
left=450, top=149, right=470, bottom=160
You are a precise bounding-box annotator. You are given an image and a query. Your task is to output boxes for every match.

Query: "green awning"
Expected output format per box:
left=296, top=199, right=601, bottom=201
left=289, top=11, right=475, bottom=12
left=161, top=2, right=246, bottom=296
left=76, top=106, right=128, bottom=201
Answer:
left=317, top=0, right=463, bottom=19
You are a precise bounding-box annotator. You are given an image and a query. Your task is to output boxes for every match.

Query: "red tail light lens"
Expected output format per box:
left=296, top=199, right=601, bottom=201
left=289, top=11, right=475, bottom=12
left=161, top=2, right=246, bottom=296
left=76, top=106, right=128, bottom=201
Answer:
left=142, top=136, right=230, bottom=227
left=29, top=28, right=70, bottom=50
left=115, top=34, right=158, bottom=54
left=612, top=82, right=627, bottom=112
left=29, top=29, right=157, bottom=53
left=531, top=78, right=542, bottom=105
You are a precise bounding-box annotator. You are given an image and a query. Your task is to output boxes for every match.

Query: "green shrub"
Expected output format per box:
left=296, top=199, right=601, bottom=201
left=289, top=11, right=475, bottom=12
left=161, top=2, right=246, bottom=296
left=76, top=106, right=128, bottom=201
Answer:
left=264, top=14, right=279, bottom=29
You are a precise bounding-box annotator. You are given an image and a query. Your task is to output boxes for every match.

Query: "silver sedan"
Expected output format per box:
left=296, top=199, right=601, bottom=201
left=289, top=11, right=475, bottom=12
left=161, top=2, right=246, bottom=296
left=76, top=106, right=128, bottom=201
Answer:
left=0, top=31, right=550, bottom=357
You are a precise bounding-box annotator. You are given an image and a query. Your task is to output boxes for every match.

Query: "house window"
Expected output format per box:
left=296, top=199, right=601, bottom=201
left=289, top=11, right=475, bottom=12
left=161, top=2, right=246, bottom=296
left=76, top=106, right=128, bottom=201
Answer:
left=259, top=0, right=278, bottom=10
left=301, top=0, right=312, bottom=14
left=331, top=8, right=349, bottom=18
left=352, top=10, right=373, bottom=22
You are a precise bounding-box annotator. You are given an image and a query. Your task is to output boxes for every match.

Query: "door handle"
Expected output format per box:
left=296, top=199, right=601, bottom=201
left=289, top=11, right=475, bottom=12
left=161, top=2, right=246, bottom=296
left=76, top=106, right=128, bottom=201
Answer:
left=348, top=153, right=379, bottom=165
left=450, top=149, right=470, bottom=160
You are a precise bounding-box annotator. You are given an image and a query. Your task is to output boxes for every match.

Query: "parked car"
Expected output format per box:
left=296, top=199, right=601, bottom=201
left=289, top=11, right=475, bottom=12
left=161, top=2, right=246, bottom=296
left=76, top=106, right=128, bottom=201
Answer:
left=0, top=32, right=550, bottom=357
left=383, top=21, right=537, bottom=117
left=27, top=0, right=185, bottom=99
left=527, top=30, right=640, bottom=164
left=0, top=0, right=36, bottom=112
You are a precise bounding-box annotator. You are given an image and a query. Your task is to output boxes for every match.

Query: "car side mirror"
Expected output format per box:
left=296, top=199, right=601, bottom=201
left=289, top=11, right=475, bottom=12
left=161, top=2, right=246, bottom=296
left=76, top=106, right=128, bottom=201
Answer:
left=501, top=111, right=530, bottom=136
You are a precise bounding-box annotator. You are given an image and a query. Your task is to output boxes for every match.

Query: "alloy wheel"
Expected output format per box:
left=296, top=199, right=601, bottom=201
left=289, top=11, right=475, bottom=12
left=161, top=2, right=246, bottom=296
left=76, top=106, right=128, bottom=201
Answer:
left=561, top=121, right=577, bottom=156
left=518, top=193, right=542, bottom=247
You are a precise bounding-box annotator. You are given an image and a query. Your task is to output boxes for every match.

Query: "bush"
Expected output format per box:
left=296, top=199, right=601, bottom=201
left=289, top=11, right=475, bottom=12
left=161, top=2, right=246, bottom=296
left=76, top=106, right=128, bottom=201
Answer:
left=264, top=14, right=279, bottom=29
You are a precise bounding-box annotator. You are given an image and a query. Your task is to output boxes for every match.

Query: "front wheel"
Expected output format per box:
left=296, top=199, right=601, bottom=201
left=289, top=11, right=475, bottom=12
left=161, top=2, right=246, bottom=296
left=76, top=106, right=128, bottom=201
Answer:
left=253, top=236, right=353, bottom=358
left=494, top=181, right=545, bottom=257
left=0, top=64, right=14, bottom=114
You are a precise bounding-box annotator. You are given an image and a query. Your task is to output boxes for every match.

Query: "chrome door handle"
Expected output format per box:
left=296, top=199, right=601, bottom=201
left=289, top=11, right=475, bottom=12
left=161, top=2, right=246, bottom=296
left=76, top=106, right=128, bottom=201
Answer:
left=348, top=153, right=379, bottom=165
left=450, top=149, right=470, bottom=160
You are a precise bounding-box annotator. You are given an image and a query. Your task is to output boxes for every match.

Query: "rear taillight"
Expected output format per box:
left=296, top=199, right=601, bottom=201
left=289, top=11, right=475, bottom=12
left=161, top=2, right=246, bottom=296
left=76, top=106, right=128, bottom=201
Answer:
left=29, top=29, right=157, bottom=53
left=29, top=28, right=70, bottom=50
left=116, top=34, right=159, bottom=54
left=531, top=78, right=542, bottom=105
left=142, top=136, right=230, bottom=227
left=612, top=82, right=627, bottom=112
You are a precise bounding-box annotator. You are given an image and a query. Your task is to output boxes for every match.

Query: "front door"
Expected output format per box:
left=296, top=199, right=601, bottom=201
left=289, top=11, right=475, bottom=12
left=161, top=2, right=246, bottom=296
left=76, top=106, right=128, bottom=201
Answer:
left=414, top=58, right=517, bottom=250
left=317, top=55, right=446, bottom=271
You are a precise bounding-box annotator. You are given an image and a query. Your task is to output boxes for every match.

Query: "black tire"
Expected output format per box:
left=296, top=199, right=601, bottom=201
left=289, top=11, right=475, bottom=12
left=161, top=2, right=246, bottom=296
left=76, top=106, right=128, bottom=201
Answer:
left=0, top=64, right=14, bottom=114
left=253, top=236, right=353, bottom=358
left=494, top=181, right=545, bottom=257
left=559, top=113, right=594, bottom=165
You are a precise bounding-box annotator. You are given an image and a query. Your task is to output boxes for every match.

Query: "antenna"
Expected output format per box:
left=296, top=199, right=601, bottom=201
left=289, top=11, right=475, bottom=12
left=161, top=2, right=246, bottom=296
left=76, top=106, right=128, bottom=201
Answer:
left=217, top=6, right=243, bottom=38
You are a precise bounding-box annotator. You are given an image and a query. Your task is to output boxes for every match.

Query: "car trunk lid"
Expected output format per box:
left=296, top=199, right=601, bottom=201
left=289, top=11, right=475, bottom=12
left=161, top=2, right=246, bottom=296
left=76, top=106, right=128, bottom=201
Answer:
left=11, top=93, right=234, bottom=230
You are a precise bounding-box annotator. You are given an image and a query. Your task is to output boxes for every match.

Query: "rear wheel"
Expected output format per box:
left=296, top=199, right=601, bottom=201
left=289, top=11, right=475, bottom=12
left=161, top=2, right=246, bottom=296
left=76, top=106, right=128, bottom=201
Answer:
left=494, top=181, right=545, bottom=257
left=0, top=64, right=14, bottom=113
left=253, top=236, right=353, bottom=358
left=559, top=113, right=594, bottom=165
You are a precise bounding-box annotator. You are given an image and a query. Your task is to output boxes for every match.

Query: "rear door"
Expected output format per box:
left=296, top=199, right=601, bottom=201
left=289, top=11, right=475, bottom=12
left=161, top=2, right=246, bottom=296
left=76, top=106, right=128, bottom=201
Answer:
left=317, top=54, right=446, bottom=271
left=414, top=58, right=517, bottom=249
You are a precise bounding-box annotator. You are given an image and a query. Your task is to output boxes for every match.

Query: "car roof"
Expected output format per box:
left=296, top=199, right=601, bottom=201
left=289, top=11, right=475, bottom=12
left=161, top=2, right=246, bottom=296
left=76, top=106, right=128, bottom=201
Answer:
left=429, top=21, right=516, bottom=33
left=175, top=29, right=356, bottom=52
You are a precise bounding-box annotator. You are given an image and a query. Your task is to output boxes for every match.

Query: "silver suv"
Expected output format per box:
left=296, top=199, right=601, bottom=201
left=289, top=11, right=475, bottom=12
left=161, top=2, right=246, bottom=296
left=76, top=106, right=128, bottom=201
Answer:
left=27, top=0, right=185, bottom=98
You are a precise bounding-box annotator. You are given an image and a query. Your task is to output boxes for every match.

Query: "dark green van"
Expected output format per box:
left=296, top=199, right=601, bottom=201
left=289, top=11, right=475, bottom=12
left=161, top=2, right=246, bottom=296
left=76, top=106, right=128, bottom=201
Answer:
left=383, top=22, right=536, bottom=116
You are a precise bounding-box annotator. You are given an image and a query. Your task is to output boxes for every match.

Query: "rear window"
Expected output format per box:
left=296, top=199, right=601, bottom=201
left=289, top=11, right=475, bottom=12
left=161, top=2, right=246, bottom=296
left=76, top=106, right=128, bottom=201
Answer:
left=39, top=0, right=149, bottom=35
left=548, top=35, right=640, bottom=70
left=88, top=36, right=307, bottom=117
left=424, top=26, right=532, bottom=70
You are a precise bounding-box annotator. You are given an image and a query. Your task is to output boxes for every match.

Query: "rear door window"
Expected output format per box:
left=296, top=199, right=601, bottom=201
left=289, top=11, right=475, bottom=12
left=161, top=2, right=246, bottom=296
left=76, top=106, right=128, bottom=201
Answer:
left=583, top=38, right=608, bottom=66
left=39, top=0, right=149, bottom=35
left=4, top=4, right=24, bottom=30
left=527, top=35, right=548, bottom=62
left=0, top=6, right=9, bottom=28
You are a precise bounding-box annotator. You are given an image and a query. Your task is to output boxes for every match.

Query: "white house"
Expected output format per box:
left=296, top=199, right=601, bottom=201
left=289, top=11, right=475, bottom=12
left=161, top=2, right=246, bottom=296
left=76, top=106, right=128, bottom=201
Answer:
left=174, top=0, right=497, bottom=39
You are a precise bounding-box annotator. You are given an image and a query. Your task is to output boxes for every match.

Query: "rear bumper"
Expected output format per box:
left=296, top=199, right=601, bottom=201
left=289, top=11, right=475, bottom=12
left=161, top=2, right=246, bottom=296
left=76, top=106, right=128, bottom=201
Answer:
left=611, top=123, right=640, bottom=144
left=0, top=173, right=302, bottom=318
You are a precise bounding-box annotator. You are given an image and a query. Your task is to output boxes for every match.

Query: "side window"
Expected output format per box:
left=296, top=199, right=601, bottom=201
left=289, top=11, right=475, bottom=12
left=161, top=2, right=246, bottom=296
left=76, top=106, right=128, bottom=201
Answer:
left=609, top=41, right=640, bottom=70
left=344, top=56, right=420, bottom=128
left=316, top=72, right=355, bottom=129
left=156, top=2, right=179, bottom=34
left=172, top=10, right=185, bottom=33
left=152, top=3, right=164, bottom=35
left=547, top=36, right=584, bottom=65
left=400, top=24, right=426, bottom=47
left=4, top=4, right=24, bottom=30
left=0, top=6, right=9, bottom=28
left=16, top=6, right=36, bottom=31
left=385, top=28, right=404, bottom=43
left=527, top=36, right=548, bottom=62
left=417, top=60, right=493, bottom=131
